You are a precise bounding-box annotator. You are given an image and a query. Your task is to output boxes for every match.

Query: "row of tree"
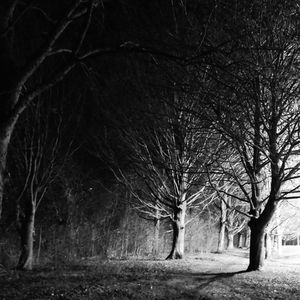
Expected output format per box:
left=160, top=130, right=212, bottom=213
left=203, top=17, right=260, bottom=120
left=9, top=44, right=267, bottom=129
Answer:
left=0, top=0, right=300, bottom=272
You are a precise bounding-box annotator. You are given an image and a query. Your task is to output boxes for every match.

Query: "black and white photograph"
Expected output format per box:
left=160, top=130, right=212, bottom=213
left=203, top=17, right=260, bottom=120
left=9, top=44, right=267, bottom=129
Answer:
left=0, top=1, right=300, bottom=299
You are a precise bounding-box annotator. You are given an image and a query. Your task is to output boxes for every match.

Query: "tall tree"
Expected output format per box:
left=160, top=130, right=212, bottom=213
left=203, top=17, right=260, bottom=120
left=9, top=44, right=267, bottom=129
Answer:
left=99, top=91, right=221, bottom=259
left=0, top=0, right=181, bottom=222
left=8, top=100, right=74, bottom=270
left=0, top=0, right=107, bottom=220
left=205, top=0, right=300, bottom=270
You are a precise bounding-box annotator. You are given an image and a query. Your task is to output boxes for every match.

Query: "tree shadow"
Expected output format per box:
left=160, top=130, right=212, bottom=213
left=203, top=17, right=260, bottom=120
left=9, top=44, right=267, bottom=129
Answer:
left=167, top=269, right=249, bottom=290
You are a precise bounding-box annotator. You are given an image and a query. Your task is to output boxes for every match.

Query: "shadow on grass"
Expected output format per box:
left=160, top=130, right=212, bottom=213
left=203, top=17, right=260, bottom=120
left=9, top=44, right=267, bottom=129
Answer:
left=164, top=269, right=249, bottom=291
left=196, top=270, right=248, bottom=287
left=0, top=264, right=258, bottom=300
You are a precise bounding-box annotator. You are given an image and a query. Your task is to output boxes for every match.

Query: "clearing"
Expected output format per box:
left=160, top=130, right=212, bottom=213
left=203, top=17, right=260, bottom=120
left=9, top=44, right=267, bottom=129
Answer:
left=1, top=247, right=300, bottom=299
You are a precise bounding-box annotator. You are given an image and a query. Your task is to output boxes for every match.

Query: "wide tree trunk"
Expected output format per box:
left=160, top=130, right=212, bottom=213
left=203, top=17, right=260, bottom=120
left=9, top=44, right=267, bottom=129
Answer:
left=217, top=220, right=226, bottom=252
left=247, top=220, right=266, bottom=271
left=238, top=232, right=243, bottom=248
left=247, top=162, right=280, bottom=270
left=247, top=163, right=279, bottom=271
left=166, top=202, right=186, bottom=259
left=227, top=231, right=234, bottom=250
left=17, top=201, right=36, bottom=270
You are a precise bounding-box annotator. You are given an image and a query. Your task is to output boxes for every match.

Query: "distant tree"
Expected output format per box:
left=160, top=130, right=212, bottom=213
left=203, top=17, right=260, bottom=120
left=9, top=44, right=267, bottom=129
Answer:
left=277, top=200, right=300, bottom=245
left=214, top=178, right=247, bottom=252
left=226, top=207, right=247, bottom=250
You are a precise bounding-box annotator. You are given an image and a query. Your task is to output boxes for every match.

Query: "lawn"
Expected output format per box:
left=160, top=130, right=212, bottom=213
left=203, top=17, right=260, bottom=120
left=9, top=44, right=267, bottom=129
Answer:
left=1, top=248, right=300, bottom=299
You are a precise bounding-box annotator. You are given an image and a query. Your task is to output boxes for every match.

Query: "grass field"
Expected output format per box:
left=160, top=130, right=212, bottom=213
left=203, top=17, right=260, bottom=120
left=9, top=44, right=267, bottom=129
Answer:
left=1, top=247, right=300, bottom=299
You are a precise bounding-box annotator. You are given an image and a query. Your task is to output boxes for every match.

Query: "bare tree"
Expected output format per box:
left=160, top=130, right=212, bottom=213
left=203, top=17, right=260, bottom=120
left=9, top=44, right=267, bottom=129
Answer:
left=0, top=0, right=183, bottom=222
left=204, top=0, right=300, bottom=270
left=226, top=208, right=246, bottom=250
left=214, top=177, right=247, bottom=252
left=9, top=100, right=73, bottom=270
left=0, top=0, right=110, bottom=221
left=98, top=93, right=221, bottom=259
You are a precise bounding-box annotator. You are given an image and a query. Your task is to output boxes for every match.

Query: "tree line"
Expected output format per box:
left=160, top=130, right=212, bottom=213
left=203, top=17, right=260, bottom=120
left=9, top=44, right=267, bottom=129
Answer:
left=0, top=0, right=300, bottom=272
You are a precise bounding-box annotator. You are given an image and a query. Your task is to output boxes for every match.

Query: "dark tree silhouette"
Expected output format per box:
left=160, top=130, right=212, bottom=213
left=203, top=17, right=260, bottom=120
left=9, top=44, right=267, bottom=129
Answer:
left=0, top=0, right=110, bottom=221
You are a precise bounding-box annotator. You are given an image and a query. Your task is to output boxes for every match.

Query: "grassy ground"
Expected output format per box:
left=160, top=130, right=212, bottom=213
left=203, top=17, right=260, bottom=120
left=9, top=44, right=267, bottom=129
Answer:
left=1, top=248, right=300, bottom=299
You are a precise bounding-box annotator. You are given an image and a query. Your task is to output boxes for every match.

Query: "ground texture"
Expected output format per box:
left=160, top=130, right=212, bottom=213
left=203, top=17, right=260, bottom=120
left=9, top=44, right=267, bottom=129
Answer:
left=1, top=248, right=300, bottom=299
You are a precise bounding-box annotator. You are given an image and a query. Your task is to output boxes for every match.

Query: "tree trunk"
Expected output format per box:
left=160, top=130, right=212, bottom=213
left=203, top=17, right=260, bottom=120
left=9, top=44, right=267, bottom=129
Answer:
left=264, top=231, right=272, bottom=260
left=17, top=202, right=36, bottom=270
left=247, top=159, right=279, bottom=271
left=217, top=197, right=227, bottom=253
left=247, top=220, right=265, bottom=271
left=244, top=227, right=250, bottom=248
left=227, top=231, right=234, bottom=250
left=153, top=218, right=160, bottom=257
left=238, top=232, right=243, bottom=248
left=217, top=221, right=226, bottom=252
left=152, top=200, right=160, bottom=256
left=166, top=202, right=186, bottom=259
